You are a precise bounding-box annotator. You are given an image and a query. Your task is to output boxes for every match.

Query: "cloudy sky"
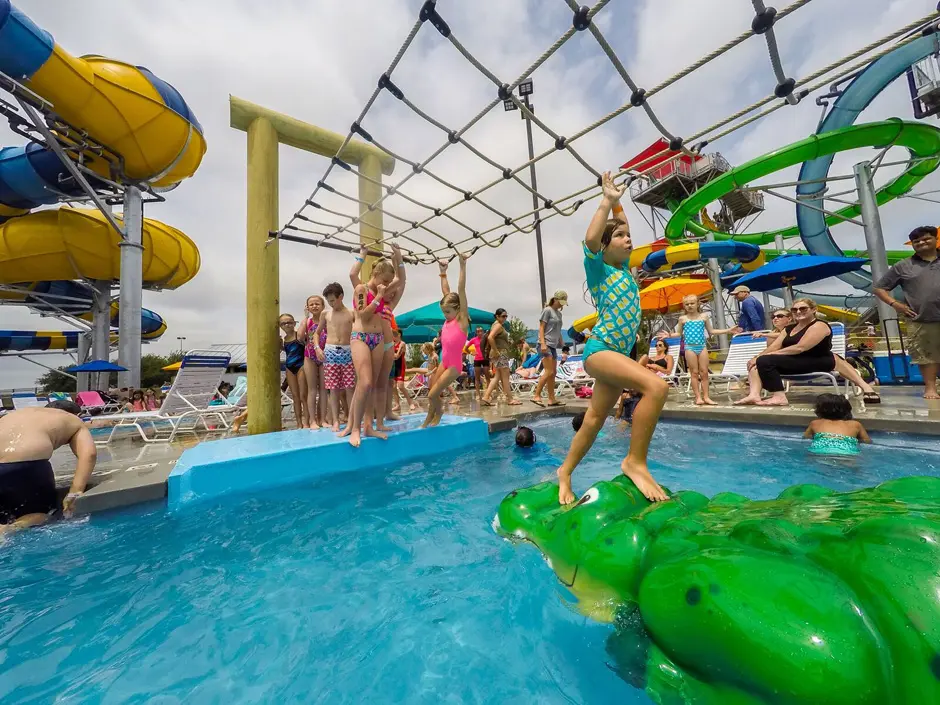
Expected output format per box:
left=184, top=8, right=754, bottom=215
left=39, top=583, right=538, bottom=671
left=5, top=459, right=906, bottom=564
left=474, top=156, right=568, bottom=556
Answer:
left=2, top=0, right=939, bottom=388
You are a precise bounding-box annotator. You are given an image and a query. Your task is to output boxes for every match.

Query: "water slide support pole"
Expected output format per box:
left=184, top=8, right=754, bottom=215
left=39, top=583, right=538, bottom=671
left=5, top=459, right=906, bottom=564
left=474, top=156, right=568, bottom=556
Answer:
left=231, top=96, right=394, bottom=435
left=245, top=117, right=281, bottom=435
left=76, top=333, right=90, bottom=392
left=854, top=160, right=900, bottom=340
left=703, top=231, right=729, bottom=351
left=774, top=233, right=794, bottom=308
left=118, top=186, right=143, bottom=388
left=91, top=280, right=111, bottom=390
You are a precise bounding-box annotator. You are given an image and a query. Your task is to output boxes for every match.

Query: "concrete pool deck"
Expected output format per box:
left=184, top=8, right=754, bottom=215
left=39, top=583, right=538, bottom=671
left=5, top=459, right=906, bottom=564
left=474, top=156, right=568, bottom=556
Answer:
left=61, top=383, right=940, bottom=516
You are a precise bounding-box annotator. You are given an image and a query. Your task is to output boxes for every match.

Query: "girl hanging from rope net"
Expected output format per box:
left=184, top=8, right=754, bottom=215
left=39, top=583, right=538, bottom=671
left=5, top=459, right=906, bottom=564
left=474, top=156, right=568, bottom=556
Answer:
left=555, top=171, right=670, bottom=505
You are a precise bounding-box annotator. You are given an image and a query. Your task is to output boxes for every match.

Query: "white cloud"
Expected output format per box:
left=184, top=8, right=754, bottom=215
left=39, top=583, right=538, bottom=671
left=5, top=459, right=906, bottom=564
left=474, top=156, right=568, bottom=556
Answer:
left=2, top=0, right=939, bottom=387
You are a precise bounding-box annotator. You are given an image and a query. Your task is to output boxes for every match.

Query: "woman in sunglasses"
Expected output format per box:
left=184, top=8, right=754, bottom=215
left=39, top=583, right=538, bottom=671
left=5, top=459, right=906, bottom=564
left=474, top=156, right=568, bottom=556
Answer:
left=751, top=308, right=792, bottom=342
left=735, top=298, right=880, bottom=406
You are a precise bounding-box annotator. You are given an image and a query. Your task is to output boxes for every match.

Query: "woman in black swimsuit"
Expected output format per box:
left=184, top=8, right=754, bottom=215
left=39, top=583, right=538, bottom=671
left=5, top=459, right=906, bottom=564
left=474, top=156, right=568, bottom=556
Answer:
left=279, top=313, right=308, bottom=427
left=637, top=339, right=674, bottom=376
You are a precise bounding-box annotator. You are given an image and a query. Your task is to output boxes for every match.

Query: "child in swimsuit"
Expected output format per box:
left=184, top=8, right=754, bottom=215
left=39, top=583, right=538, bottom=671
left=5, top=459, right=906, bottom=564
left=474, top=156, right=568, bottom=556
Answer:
left=804, top=393, right=870, bottom=456
left=351, top=243, right=406, bottom=431
left=660, top=295, right=739, bottom=406
left=556, top=172, right=671, bottom=506
left=423, top=254, right=470, bottom=428
left=341, top=269, right=398, bottom=447
left=321, top=282, right=356, bottom=432
left=302, top=295, right=328, bottom=429
left=279, top=313, right=308, bottom=428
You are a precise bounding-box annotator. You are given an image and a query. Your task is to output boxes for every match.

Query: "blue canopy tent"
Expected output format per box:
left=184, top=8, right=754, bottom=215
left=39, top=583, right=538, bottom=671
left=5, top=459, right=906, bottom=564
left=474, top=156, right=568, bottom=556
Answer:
left=66, top=360, right=127, bottom=373
left=395, top=302, right=496, bottom=329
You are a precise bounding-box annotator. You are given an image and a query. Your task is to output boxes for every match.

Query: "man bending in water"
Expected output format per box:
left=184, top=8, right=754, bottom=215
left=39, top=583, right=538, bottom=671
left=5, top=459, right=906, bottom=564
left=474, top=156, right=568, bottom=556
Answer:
left=0, top=400, right=96, bottom=535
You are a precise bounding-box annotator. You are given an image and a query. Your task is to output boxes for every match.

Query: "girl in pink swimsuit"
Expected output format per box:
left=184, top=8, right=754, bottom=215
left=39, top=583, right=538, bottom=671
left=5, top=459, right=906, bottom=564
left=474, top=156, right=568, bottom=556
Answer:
left=423, top=253, right=470, bottom=428
left=302, top=295, right=329, bottom=429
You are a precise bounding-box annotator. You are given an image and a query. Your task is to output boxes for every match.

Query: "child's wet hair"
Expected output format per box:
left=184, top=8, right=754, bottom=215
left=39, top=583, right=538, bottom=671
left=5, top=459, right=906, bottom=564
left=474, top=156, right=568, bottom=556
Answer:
left=814, top=393, right=853, bottom=421
left=601, top=219, right=623, bottom=249
left=515, top=426, right=535, bottom=447
left=441, top=292, right=460, bottom=309
left=323, top=282, right=344, bottom=298
left=572, top=412, right=585, bottom=432
left=373, top=258, right=395, bottom=279
left=306, top=294, right=325, bottom=307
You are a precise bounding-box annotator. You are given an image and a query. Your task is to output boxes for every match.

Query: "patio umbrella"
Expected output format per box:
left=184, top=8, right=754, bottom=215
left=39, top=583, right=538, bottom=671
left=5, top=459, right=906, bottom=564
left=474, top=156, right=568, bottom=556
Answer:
left=398, top=325, right=441, bottom=344
left=162, top=361, right=182, bottom=372
left=395, top=302, right=496, bottom=329
left=640, top=277, right=712, bottom=314
left=66, top=360, right=127, bottom=372
left=729, top=254, right=868, bottom=293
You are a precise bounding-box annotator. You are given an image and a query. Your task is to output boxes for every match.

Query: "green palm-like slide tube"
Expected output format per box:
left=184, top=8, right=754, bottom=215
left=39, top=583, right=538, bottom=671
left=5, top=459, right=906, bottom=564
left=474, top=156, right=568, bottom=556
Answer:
left=494, top=475, right=940, bottom=704
left=664, top=119, right=940, bottom=256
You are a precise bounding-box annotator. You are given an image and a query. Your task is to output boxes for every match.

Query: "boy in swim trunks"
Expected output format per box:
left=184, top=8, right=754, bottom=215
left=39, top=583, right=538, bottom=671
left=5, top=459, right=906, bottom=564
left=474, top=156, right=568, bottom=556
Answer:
left=321, top=282, right=356, bottom=433
left=556, top=172, right=670, bottom=506
left=0, top=400, right=96, bottom=536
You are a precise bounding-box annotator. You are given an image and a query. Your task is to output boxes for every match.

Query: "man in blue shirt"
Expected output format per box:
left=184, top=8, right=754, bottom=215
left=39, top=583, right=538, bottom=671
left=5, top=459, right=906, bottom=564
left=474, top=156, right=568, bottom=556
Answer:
left=731, top=285, right=766, bottom=332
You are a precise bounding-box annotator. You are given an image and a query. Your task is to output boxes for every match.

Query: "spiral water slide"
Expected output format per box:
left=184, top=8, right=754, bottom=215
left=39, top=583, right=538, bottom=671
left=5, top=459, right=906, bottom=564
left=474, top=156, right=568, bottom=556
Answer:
left=664, top=34, right=940, bottom=307
left=0, top=0, right=205, bottom=351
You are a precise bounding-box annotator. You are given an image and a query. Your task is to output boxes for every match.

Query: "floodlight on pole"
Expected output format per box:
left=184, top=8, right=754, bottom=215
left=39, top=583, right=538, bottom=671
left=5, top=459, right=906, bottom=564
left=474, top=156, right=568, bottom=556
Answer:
left=177, top=336, right=186, bottom=354
left=503, top=99, right=517, bottom=112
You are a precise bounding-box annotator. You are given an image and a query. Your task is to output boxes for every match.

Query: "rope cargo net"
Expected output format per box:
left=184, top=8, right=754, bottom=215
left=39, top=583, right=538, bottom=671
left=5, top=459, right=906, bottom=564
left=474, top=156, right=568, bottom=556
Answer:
left=278, top=0, right=940, bottom=265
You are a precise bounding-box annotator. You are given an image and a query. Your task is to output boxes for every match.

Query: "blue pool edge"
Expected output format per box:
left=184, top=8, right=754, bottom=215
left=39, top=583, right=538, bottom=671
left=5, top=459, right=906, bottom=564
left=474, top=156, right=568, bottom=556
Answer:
left=167, top=414, right=489, bottom=508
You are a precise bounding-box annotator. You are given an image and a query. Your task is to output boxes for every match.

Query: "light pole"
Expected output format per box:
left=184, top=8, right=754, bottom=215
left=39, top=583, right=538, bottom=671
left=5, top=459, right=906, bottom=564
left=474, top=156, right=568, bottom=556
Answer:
left=176, top=336, right=186, bottom=354
left=504, top=79, right=547, bottom=305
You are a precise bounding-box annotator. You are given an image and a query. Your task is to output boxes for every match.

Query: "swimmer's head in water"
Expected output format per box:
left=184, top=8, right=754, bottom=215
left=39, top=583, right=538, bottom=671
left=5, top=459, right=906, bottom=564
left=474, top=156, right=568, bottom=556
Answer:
left=515, top=426, right=535, bottom=447
left=572, top=412, right=585, bottom=432
left=46, top=400, right=82, bottom=416
left=600, top=219, right=632, bottom=266
left=814, top=393, right=853, bottom=421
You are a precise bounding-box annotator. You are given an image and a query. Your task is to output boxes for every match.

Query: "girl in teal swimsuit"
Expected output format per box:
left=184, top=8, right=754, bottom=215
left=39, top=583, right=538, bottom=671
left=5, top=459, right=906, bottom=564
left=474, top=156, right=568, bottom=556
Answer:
left=804, top=393, right=871, bottom=456
left=556, top=172, right=671, bottom=506
left=661, top=294, right=739, bottom=406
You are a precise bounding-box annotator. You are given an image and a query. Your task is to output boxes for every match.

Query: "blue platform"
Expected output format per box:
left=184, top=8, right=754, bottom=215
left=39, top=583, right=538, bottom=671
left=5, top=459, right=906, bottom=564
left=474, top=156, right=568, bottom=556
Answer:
left=167, top=414, right=489, bottom=508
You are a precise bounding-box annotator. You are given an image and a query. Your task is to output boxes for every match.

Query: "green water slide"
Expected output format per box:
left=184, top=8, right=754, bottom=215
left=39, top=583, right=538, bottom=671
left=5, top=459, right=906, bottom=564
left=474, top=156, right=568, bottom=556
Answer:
left=665, top=119, right=940, bottom=250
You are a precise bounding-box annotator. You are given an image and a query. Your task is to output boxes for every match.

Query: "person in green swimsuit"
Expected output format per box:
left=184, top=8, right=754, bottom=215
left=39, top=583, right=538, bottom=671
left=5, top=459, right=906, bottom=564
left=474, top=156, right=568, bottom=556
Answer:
left=804, top=393, right=871, bottom=456
left=556, top=172, right=670, bottom=505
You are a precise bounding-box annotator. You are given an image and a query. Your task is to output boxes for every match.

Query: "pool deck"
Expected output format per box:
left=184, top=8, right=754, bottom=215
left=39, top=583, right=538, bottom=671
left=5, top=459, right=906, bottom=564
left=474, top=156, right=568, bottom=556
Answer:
left=61, top=383, right=940, bottom=517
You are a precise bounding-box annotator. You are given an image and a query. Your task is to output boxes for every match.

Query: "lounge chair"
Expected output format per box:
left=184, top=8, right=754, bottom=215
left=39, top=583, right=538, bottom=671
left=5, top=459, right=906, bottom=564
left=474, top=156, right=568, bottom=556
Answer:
left=93, top=350, right=234, bottom=444
left=717, top=323, right=852, bottom=401
left=76, top=390, right=122, bottom=415
left=11, top=392, right=44, bottom=409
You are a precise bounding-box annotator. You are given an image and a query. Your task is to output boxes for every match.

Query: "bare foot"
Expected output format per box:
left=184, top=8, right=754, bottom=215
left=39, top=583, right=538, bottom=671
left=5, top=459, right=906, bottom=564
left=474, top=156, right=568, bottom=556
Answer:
left=336, top=424, right=352, bottom=438
left=755, top=398, right=788, bottom=406
left=388, top=411, right=401, bottom=421
left=308, top=421, right=320, bottom=430
left=331, top=422, right=340, bottom=432
left=409, top=404, right=418, bottom=412
left=507, top=400, right=523, bottom=406
left=557, top=468, right=576, bottom=505
left=348, top=429, right=361, bottom=448
left=702, top=398, right=719, bottom=406
left=694, top=399, right=705, bottom=406
left=364, top=427, right=388, bottom=440
left=733, top=396, right=760, bottom=406
left=620, top=457, right=668, bottom=502
left=925, top=391, right=940, bottom=399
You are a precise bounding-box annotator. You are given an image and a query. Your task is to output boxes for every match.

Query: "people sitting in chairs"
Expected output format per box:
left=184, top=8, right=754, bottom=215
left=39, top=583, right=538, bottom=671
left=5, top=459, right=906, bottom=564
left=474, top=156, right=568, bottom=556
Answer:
left=638, top=339, right=674, bottom=378
left=734, top=297, right=881, bottom=407
left=751, top=308, right=792, bottom=343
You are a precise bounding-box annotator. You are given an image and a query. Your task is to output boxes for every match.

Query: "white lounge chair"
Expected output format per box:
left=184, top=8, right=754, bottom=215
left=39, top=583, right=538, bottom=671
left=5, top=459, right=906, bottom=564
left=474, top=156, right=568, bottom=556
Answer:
left=11, top=392, right=45, bottom=409
left=717, top=323, right=852, bottom=401
left=94, top=349, right=233, bottom=444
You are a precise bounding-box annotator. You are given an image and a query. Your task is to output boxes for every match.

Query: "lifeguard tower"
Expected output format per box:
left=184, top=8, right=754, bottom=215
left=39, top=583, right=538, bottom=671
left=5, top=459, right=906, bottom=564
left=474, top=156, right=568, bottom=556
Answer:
left=625, top=139, right=764, bottom=227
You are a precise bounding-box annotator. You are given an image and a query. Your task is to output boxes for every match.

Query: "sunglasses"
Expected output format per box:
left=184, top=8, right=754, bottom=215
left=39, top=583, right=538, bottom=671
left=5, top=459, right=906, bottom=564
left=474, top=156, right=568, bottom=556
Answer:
left=790, top=306, right=811, bottom=313
left=772, top=313, right=789, bottom=319
left=280, top=321, right=295, bottom=326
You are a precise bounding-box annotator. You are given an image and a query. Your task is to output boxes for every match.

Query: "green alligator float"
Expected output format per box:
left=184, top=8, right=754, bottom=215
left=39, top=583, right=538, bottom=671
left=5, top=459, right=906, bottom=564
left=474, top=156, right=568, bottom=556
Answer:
left=493, top=475, right=940, bottom=705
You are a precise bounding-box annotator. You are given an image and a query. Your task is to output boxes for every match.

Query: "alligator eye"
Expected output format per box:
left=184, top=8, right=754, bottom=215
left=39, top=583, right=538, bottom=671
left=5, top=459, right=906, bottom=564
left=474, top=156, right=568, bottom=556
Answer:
left=575, top=487, right=599, bottom=506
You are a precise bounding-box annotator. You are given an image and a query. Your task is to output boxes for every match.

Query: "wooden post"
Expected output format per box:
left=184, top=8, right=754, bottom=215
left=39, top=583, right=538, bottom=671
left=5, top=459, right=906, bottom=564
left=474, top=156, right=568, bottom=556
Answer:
left=231, top=96, right=393, bottom=435
left=358, top=153, right=384, bottom=279
left=246, top=117, right=280, bottom=435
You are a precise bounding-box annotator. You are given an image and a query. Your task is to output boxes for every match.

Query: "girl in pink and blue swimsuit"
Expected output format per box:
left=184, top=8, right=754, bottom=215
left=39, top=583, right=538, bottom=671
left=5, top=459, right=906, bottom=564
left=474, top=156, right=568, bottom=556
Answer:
left=302, top=295, right=329, bottom=429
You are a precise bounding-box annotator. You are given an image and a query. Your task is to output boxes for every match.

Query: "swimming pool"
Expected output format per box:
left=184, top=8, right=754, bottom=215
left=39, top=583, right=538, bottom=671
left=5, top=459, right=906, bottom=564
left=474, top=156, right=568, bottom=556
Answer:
left=2, top=418, right=939, bottom=703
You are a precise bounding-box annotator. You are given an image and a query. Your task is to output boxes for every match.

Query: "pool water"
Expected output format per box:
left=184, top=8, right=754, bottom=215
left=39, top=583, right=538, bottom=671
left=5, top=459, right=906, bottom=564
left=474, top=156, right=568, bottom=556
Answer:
left=2, top=419, right=940, bottom=704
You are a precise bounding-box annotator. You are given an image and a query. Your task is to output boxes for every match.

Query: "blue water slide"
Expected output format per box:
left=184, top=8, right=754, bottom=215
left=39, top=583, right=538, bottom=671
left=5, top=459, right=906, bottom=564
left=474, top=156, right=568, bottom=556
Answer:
left=796, top=34, right=940, bottom=292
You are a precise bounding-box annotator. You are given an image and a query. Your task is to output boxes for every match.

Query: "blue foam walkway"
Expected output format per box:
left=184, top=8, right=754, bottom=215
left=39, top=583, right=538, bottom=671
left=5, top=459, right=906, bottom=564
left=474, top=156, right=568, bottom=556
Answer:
left=167, top=414, right=489, bottom=508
